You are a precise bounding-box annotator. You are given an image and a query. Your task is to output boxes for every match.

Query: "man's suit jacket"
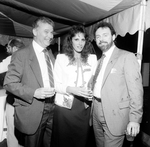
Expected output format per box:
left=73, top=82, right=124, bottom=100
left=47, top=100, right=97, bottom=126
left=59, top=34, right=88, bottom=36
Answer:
left=100, top=47, right=143, bottom=136
left=4, top=43, right=55, bottom=135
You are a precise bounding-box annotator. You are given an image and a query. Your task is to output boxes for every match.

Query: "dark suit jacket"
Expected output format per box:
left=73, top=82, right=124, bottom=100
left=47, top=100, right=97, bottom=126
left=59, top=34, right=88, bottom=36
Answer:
left=4, top=43, right=55, bottom=135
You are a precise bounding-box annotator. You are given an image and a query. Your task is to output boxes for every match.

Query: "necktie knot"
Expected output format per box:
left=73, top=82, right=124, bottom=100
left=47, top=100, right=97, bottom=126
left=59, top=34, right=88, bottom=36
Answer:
left=101, top=54, right=106, bottom=60
left=43, top=48, right=47, bottom=52
left=43, top=48, right=49, bottom=54
left=97, top=53, right=106, bottom=69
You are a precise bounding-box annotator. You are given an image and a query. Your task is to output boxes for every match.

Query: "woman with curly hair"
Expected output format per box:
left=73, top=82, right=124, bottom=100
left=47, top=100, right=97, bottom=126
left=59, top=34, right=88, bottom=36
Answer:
left=52, top=25, right=97, bottom=147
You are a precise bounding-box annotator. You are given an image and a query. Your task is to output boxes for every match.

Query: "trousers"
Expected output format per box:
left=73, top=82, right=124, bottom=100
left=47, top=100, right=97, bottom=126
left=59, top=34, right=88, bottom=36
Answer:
left=24, top=101, right=55, bottom=147
left=6, top=103, right=23, bottom=147
left=93, top=100, right=124, bottom=147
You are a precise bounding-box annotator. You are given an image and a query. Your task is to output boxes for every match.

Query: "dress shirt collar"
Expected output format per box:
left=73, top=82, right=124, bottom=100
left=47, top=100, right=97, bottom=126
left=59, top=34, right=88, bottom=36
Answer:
left=32, top=40, right=45, bottom=53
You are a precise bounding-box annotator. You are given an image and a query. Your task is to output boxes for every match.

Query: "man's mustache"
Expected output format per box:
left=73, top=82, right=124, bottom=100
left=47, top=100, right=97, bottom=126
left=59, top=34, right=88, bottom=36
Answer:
left=99, top=41, right=107, bottom=44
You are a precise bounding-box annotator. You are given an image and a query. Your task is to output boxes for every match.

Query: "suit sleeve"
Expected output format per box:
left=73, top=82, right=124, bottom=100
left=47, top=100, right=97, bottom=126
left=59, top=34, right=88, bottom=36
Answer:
left=3, top=51, right=35, bottom=104
left=124, top=53, right=143, bottom=123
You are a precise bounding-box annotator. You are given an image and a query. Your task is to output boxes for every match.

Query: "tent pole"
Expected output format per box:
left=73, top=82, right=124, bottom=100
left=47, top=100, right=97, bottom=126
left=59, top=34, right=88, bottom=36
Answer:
left=58, top=37, right=60, bottom=54
left=137, top=0, right=146, bottom=69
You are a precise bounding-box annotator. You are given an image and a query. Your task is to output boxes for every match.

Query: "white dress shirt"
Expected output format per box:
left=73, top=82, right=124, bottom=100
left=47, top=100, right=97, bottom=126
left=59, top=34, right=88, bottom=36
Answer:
left=33, top=40, right=53, bottom=88
left=93, top=45, right=115, bottom=98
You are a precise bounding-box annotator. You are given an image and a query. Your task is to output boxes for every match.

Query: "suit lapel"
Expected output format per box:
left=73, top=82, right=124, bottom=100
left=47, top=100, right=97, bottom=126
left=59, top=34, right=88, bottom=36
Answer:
left=29, top=44, right=44, bottom=87
left=102, top=47, right=120, bottom=87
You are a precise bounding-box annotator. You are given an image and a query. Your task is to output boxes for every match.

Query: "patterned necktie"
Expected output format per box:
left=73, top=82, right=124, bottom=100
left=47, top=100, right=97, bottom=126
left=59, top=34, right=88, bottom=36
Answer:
left=91, top=54, right=106, bottom=90
left=43, top=49, right=54, bottom=87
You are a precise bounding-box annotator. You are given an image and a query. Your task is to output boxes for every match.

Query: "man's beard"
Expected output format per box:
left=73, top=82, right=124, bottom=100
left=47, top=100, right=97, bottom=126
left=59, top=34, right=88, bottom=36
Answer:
left=98, top=40, right=113, bottom=52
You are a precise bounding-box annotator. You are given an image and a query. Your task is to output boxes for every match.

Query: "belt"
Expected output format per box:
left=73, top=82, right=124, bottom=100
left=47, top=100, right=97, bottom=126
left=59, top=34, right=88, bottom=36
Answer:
left=94, top=96, right=101, bottom=102
left=45, top=97, right=54, bottom=103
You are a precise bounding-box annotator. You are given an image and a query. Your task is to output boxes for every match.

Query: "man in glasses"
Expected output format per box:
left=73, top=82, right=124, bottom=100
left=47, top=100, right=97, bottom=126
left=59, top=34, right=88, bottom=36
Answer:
left=0, top=39, right=25, bottom=147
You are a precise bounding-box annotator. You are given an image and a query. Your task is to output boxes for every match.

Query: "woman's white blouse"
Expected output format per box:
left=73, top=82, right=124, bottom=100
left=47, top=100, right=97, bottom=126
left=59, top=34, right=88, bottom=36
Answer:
left=54, top=54, right=97, bottom=105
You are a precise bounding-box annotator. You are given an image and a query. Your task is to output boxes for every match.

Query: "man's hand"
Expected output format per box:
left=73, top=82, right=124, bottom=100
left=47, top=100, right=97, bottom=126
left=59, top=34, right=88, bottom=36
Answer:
left=34, top=87, right=55, bottom=99
left=126, top=122, right=140, bottom=137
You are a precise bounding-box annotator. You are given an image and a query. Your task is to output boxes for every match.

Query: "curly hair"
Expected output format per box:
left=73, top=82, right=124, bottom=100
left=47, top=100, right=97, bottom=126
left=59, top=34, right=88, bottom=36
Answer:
left=62, top=25, right=93, bottom=64
left=94, top=21, right=116, bottom=37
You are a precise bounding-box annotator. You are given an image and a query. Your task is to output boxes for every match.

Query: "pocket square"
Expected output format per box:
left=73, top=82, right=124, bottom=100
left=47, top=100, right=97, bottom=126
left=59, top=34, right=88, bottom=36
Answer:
left=111, top=68, right=117, bottom=73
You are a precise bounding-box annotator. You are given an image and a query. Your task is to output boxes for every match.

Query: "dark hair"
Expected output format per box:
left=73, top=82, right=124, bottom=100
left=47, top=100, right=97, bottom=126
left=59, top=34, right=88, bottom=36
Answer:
left=94, top=22, right=116, bottom=37
left=9, top=39, right=25, bottom=49
left=32, top=17, right=55, bottom=29
left=62, top=25, right=93, bottom=64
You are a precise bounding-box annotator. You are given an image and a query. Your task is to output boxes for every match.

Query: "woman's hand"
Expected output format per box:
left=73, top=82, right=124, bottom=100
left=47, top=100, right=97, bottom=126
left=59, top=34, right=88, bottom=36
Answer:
left=66, top=86, right=93, bottom=100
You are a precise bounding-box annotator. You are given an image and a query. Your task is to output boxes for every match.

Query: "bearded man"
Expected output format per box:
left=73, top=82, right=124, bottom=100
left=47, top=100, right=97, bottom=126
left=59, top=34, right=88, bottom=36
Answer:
left=92, top=22, right=143, bottom=147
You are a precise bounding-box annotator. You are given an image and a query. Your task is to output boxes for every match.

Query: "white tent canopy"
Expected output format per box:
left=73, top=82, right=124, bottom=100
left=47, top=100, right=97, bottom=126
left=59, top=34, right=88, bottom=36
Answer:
left=0, top=0, right=143, bottom=38
left=107, top=0, right=150, bottom=66
left=86, top=0, right=150, bottom=66
left=0, top=0, right=150, bottom=65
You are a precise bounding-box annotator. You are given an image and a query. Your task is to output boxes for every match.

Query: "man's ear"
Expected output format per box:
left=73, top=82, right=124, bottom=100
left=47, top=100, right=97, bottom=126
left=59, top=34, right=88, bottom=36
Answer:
left=33, top=28, right=37, bottom=37
left=12, top=46, right=18, bottom=53
left=112, top=34, right=116, bottom=41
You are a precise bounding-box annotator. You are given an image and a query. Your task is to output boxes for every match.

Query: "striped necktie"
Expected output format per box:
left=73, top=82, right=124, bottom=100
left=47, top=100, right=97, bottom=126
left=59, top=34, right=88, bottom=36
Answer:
left=43, top=49, right=54, bottom=87
left=91, top=54, right=106, bottom=90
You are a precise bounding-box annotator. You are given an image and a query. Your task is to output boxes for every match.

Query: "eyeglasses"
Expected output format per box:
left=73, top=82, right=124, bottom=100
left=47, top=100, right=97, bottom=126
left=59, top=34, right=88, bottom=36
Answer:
left=6, top=45, right=11, bottom=50
left=6, top=45, right=13, bottom=54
